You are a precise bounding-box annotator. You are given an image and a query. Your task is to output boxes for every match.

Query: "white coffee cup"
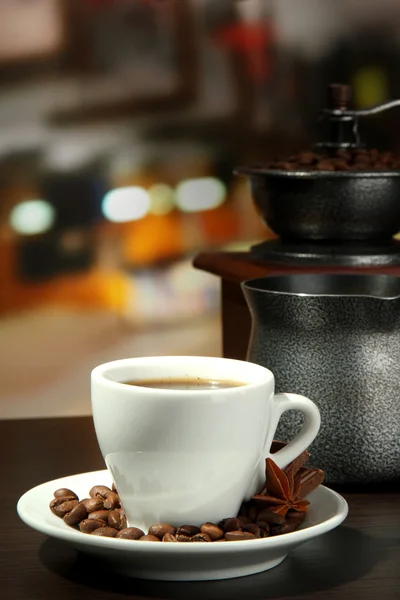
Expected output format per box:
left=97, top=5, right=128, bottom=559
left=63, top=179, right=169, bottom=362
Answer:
left=91, top=356, right=320, bottom=531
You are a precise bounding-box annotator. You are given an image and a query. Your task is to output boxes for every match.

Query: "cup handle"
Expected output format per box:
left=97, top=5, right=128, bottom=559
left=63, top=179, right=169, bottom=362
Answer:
left=265, top=393, right=321, bottom=469
left=246, top=393, right=321, bottom=498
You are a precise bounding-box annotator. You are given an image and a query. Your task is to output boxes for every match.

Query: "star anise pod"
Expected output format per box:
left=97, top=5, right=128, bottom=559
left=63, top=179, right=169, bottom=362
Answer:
left=252, top=458, right=310, bottom=517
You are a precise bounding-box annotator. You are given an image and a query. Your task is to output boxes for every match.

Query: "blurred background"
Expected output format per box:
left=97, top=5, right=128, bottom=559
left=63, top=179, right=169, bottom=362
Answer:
left=1, top=0, right=400, bottom=418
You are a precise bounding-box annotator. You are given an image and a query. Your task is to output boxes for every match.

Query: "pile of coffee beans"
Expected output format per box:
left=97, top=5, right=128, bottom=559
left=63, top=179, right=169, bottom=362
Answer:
left=265, top=148, right=400, bottom=172
left=49, top=484, right=306, bottom=542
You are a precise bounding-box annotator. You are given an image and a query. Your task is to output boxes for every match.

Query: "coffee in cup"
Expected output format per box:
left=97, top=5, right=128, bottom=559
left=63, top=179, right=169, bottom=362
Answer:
left=122, top=377, right=245, bottom=390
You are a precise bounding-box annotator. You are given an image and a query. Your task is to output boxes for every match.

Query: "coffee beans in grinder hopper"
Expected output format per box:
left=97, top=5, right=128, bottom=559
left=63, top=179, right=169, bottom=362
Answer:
left=49, top=445, right=324, bottom=543
left=265, top=148, right=400, bottom=172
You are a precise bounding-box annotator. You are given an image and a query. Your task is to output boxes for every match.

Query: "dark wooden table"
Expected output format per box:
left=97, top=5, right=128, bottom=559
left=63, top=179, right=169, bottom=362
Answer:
left=3, top=417, right=399, bottom=600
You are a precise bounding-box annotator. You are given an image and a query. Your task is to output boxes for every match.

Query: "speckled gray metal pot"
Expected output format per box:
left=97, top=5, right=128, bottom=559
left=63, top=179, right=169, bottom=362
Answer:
left=242, top=274, right=400, bottom=485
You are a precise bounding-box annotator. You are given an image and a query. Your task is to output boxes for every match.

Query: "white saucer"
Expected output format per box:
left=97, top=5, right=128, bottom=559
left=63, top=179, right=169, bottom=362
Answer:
left=17, top=469, right=348, bottom=581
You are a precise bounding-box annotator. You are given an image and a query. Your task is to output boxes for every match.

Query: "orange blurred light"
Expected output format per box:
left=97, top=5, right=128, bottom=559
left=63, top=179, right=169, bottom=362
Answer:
left=198, top=204, right=240, bottom=244
left=122, top=214, right=184, bottom=267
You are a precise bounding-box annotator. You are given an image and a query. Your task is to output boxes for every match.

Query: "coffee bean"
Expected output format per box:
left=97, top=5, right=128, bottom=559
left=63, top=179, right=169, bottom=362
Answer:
left=116, top=527, right=144, bottom=540
left=140, top=535, right=161, bottom=542
left=88, top=510, right=110, bottom=522
left=91, top=527, right=118, bottom=537
left=264, top=148, right=400, bottom=172
left=176, top=525, right=200, bottom=537
left=334, top=162, right=351, bottom=171
left=275, top=161, right=293, bottom=170
left=380, top=152, right=393, bottom=164
left=222, top=518, right=241, bottom=533
left=370, top=149, right=380, bottom=160
left=286, top=510, right=307, bottom=529
left=248, top=506, right=258, bottom=522
left=148, top=524, right=176, bottom=540
left=237, top=516, right=252, bottom=526
left=255, top=520, right=271, bottom=535
left=218, top=518, right=227, bottom=528
left=83, top=497, right=104, bottom=513
left=108, top=510, right=127, bottom=530
left=79, top=518, right=108, bottom=534
left=63, top=501, right=88, bottom=527
left=89, top=485, right=112, bottom=500
left=243, top=523, right=261, bottom=538
left=50, top=495, right=77, bottom=508
left=271, top=522, right=295, bottom=536
left=371, top=162, right=386, bottom=170
left=260, top=529, right=271, bottom=538
left=330, top=158, right=349, bottom=170
left=50, top=497, right=79, bottom=518
left=176, top=534, right=191, bottom=542
left=256, top=509, right=285, bottom=525
left=163, top=533, right=178, bottom=542
left=354, top=159, right=370, bottom=169
left=316, top=160, right=335, bottom=171
left=225, top=531, right=257, bottom=541
left=297, top=152, right=316, bottom=165
left=53, top=488, right=78, bottom=500
left=191, top=533, right=212, bottom=542
left=354, top=155, right=366, bottom=163
left=200, top=523, right=224, bottom=540
left=103, top=492, right=120, bottom=510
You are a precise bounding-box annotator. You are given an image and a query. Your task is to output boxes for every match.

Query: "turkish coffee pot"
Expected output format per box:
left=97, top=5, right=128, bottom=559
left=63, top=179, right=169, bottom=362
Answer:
left=239, top=85, right=400, bottom=485
left=242, top=273, right=400, bottom=486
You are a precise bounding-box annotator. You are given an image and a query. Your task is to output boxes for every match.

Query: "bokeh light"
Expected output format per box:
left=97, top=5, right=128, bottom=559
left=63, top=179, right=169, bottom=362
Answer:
left=149, top=183, right=175, bottom=215
left=9, top=200, right=56, bottom=235
left=175, top=177, right=226, bottom=212
left=102, top=187, right=151, bottom=223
